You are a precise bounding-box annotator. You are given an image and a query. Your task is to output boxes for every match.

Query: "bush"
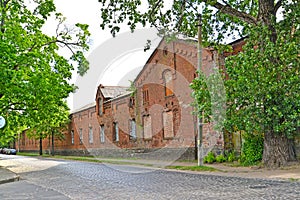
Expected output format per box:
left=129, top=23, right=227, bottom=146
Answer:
left=215, top=154, right=226, bottom=163
left=240, top=133, right=264, bottom=166
left=226, top=151, right=237, bottom=162
left=203, top=151, right=216, bottom=163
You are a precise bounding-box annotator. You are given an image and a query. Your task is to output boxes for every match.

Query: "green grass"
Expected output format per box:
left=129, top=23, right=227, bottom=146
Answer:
left=177, top=159, right=198, bottom=163
left=17, top=152, right=155, bottom=166
left=167, top=165, right=217, bottom=172
left=17, top=152, right=102, bottom=163
left=53, top=155, right=103, bottom=163
left=17, top=152, right=41, bottom=157
left=288, top=178, right=300, bottom=182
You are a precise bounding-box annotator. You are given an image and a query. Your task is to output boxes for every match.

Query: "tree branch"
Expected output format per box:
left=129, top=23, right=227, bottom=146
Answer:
left=149, top=0, right=163, bottom=17
left=274, top=0, right=282, bottom=14
left=175, top=0, right=187, bottom=31
left=206, top=0, right=257, bottom=25
left=27, top=38, right=82, bottom=57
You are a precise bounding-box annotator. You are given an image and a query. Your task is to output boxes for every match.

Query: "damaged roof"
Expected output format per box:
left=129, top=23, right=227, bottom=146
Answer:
left=100, top=85, right=131, bottom=99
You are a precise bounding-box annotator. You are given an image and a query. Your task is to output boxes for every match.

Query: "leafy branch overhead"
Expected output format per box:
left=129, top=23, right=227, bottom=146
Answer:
left=99, top=0, right=284, bottom=43
left=0, top=0, right=90, bottom=143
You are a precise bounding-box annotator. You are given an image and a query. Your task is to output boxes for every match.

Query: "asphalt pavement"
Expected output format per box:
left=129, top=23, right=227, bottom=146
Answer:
left=0, top=167, right=19, bottom=185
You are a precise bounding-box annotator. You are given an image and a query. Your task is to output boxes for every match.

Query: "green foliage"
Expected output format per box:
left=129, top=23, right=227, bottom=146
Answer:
left=97, top=0, right=300, bottom=167
left=98, top=0, right=257, bottom=44
left=0, top=0, right=90, bottom=143
left=127, top=80, right=137, bottom=97
left=240, top=133, right=264, bottom=166
left=191, top=68, right=226, bottom=130
left=215, top=154, right=226, bottom=163
left=226, top=151, right=238, bottom=162
left=203, top=151, right=216, bottom=164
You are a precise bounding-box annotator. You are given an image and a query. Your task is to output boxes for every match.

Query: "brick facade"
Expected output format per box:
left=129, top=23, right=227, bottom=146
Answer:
left=16, top=38, right=246, bottom=159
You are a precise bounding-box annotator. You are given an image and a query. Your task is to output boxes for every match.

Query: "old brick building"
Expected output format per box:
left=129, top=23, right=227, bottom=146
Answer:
left=17, top=38, right=236, bottom=160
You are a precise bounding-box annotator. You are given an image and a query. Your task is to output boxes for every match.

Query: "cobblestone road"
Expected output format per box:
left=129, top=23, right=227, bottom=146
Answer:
left=1, top=155, right=300, bottom=199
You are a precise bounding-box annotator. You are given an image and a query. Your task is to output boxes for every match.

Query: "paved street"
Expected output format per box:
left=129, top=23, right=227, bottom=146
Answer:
left=0, top=154, right=300, bottom=199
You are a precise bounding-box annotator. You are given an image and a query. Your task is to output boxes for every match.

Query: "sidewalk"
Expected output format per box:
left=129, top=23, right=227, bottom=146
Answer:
left=0, top=167, right=20, bottom=185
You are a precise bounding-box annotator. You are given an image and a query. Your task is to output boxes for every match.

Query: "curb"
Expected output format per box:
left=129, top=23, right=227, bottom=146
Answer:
left=0, top=167, right=20, bottom=185
left=0, top=175, right=20, bottom=185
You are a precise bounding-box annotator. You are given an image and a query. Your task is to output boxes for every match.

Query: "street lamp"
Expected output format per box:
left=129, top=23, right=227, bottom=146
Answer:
left=178, top=0, right=204, bottom=166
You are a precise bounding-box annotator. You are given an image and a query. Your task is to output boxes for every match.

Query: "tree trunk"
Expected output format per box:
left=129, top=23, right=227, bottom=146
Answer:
left=287, top=139, right=297, bottom=162
left=263, top=131, right=297, bottom=168
left=51, top=130, right=55, bottom=156
left=258, top=0, right=277, bottom=43
left=39, top=134, right=43, bottom=156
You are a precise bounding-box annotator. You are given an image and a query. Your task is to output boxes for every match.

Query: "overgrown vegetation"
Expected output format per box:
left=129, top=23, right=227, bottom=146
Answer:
left=226, top=151, right=238, bottom=163
left=215, top=154, right=226, bottom=163
left=203, top=150, right=239, bottom=164
left=203, top=151, right=216, bottom=164
left=240, top=133, right=264, bottom=166
left=203, top=133, right=264, bottom=166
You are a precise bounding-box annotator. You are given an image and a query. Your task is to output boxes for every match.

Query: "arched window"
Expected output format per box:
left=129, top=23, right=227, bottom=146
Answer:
left=163, top=70, right=173, bottom=96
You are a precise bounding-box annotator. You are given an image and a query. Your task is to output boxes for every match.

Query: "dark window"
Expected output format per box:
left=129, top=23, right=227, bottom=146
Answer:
left=129, top=97, right=135, bottom=107
left=71, top=130, right=74, bottom=145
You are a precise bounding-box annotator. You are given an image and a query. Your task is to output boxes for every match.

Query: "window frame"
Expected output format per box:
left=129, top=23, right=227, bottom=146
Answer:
left=163, top=70, right=174, bottom=97
left=113, top=122, right=119, bottom=142
left=88, top=126, right=93, bottom=144
left=100, top=125, right=105, bottom=143
left=79, top=128, right=83, bottom=144
left=71, top=130, right=74, bottom=145
left=129, top=119, right=137, bottom=140
left=98, top=97, right=103, bottom=116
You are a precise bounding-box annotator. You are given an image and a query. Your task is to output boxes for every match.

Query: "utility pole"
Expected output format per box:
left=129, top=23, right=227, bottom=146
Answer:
left=197, top=14, right=203, bottom=166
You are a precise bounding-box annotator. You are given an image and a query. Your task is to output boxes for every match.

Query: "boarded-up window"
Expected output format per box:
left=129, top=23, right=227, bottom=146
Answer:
left=89, top=127, right=93, bottom=144
left=143, top=116, right=152, bottom=139
left=113, top=122, right=119, bottom=142
left=163, top=111, right=174, bottom=138
left=100, top=125, right=105, bottom=143
left=163, top=70, right=173, bottom=96
left=79, top=128, right=83, bottom=144
left=130, top=119, right=136, bottom=139
left=143, top=89, right=149, bottom=104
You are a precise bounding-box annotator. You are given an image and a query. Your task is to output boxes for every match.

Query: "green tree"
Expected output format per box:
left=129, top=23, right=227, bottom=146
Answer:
left=98, top=0, right=299, bottom=167
left=0, top=0, right=90, bottom=148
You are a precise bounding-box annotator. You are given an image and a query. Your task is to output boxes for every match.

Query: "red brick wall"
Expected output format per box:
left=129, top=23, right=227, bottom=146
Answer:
left=133, top=39, right=218, bottom=150
left=17, top=38, right=246, bottom=157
